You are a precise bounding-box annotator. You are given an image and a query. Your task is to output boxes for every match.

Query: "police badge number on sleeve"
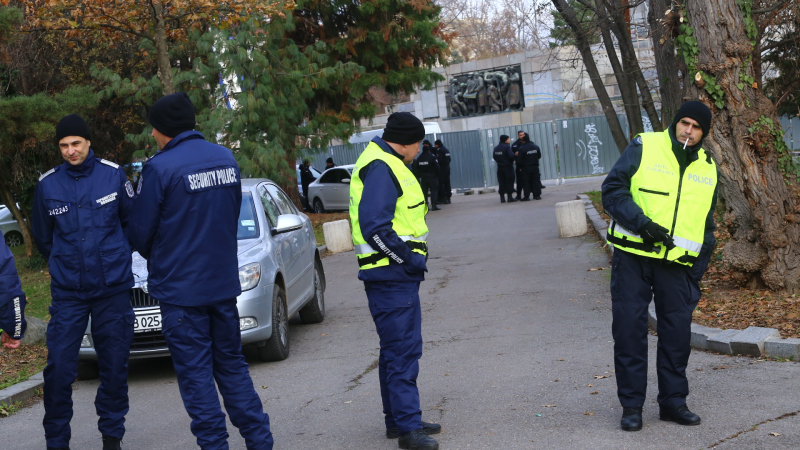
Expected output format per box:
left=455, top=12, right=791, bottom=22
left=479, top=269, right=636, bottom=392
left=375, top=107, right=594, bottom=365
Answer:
left=183, top=166, right=238, bottom=193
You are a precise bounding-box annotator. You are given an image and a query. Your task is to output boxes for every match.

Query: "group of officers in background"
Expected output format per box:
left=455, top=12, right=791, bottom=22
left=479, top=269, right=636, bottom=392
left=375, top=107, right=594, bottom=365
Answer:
left=492, top=130, right=544, bottom=203
left=411, top=140, right=451, bottom=211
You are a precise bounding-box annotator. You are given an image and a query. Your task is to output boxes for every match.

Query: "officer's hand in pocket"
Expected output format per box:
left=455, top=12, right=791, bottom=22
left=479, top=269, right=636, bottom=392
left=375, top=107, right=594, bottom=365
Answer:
left=405, top=252, right=428, bottom=274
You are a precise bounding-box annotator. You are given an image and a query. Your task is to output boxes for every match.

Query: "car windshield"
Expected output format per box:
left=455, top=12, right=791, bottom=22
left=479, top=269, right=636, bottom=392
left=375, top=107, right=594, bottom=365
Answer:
left=238, top=192, right=260, bottom=240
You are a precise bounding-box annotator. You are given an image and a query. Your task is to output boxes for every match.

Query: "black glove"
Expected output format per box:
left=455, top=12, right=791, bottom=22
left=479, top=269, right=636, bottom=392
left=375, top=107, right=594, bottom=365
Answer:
left=640, top=221, right=676, bottom=249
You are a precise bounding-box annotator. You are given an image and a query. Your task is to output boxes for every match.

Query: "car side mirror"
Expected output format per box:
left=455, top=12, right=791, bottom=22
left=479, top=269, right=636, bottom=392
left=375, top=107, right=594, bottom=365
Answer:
left=271, top=214, right=303, bottom=236
left=341, top=178, right=351, bottom=184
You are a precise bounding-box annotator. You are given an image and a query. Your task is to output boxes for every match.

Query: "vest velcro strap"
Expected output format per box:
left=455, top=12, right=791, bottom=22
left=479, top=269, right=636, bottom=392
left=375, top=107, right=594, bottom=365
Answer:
left=357, top=253, right=386, bottom=268
left=354, top=243, right=375, bottom=255
left=607, top=233, right=657, bottom=253
left=406, top=241, right=428, bottom=253
left=398, top=233, right=428, bottom=242
left=676, top=254, right=697, bottom=264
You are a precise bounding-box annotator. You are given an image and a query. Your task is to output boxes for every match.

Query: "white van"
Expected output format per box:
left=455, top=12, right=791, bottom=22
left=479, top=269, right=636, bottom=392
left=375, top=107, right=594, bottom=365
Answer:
left=348, top=122, right=442, bottom=144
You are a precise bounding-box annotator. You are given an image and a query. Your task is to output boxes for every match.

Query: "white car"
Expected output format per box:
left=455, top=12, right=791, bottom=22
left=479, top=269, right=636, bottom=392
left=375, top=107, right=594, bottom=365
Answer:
left=307, top=165, right=355, bottom=213
left=0, top=205, right=24, bottom=247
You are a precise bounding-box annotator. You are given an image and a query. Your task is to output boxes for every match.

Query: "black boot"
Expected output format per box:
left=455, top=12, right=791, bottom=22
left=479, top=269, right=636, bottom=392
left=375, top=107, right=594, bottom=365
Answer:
left=102, top=435, right=122, bottom=450
left=500, top=194, right=506, bottom=203
left=387, top=421, right=442, bottom=439
left=398, top=429, right=439, bottom=450
left=620, top=407, right=643, bottom=432
left=660, top=405, right=701, bottom=426
left=508, top=196, right=518, bottom=203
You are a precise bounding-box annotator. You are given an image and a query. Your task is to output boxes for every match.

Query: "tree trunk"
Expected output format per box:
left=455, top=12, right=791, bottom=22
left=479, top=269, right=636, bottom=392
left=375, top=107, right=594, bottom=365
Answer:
left=590, top=2, right=644, bottom=138
left=597, top=0, right=663, bottom=132
left=648, top=0, right=681, bottom=129
left=686, top=0, right=800, bottom=292
left=151, top=1, right=175, bottom=95
left=551, top=0, right=629, bottom=153
left=0, top=181, right=33, bottom=257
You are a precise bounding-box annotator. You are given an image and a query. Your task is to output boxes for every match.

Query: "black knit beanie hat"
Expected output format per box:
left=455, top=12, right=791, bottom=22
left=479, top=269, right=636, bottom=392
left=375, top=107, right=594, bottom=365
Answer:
left=499, top=134, right=509, bottom=143
left=672, top=100, right=712, bottom=138
left=149, top=92, right=196, bottom=138
left=434, top=139, right=443, bottom=146
left=382, top=112, right=425, bottom=145
left=326, top=157, right=334, bottom=164
left=56, top=114, right=91, bottom=142
left=422, top=140, right=432, bottom=146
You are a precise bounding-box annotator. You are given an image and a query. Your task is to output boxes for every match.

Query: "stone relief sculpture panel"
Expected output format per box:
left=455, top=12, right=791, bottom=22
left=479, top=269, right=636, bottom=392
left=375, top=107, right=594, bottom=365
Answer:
left=446, top=66, right=524, bottom=118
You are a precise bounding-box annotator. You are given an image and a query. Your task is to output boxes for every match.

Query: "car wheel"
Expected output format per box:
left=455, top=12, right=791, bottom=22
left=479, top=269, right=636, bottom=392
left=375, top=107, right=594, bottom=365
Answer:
left=4, top=231, right=23, bottom=248
left=257, top=285, right=290, bottom=362
left=77, top=360, right=100, bottom=380
left=299, top=258, right=325, bottom=324
left=313, top=198, right=325, bottom=214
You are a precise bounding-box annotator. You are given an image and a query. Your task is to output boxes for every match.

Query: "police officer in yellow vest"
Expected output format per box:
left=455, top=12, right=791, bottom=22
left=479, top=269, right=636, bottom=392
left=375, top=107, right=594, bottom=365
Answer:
left=349, top=112, right=441, bottom=450
left=602, top=101, right=717, bottom=432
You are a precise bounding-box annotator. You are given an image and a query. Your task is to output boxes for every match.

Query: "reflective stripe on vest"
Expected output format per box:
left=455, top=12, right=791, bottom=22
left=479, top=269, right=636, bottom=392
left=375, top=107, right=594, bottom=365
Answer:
left=349, top=142, right=429, bottom=270
left=354, top=233, right=429, bottom=255
left=606, top=130, right=716, bottom=266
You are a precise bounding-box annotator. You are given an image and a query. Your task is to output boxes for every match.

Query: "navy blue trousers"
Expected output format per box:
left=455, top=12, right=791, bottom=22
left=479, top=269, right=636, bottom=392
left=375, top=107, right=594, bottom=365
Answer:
left=160, top=299, right=273, bottom=450
left=610, top=249, right=701, bottom=409
left=43, top=290, right=133, bottom=448
left=365, top=281, right=423, bottom=435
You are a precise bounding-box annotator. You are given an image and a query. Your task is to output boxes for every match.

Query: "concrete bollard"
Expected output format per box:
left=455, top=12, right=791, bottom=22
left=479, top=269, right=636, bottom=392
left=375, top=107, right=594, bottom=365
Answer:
left=323, top=220, right=354, bottom=253
left=555, top=200, right=588, bottom=238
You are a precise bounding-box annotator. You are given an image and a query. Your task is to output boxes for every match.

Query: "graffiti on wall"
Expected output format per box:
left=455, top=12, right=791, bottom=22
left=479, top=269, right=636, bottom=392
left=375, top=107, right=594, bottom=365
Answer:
left=577, top=123, right=604, bottom=174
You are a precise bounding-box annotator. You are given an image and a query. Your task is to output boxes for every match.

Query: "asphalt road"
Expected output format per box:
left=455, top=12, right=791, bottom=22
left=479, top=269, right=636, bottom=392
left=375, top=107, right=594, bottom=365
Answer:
left=2, top=179, right=799, bottom=449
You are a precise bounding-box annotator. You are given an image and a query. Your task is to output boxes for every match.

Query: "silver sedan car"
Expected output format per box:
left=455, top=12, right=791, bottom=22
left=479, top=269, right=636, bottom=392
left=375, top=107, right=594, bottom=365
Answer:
left=0, top=205, right=24, bottom=248
left=307, top=165, right=354, bottom=213
left=77, top=179, right=326, bottom=378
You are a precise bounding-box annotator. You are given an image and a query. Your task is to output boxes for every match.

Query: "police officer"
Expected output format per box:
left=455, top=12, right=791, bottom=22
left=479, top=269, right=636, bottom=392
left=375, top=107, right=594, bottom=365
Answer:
left=349, top=112, right=441, bottom=450
left=325, top=157, right=336, bottom=170
left=492, top=135, right=517, bottom=203
left=413, top=140, right=441, bottom=211
left=0, top=234, right=26, bottom=350
left=511, top=130, right=525, bottom=200
left=602, top=101, right=716, bottom=432
left=518, top=134, right=542, bottom=201
left=129, top=93, right=273, bottom=450
left=31, top=114, right=135, bottom=450
left=434, top=140, right=452, bottom=204
left=299, top=159, right=316, bottom=212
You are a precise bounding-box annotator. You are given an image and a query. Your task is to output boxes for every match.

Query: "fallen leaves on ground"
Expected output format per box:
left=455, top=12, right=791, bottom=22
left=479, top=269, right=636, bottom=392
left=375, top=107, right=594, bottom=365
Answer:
left=584, top=411, right=595, bottom=416
left=594, top=375, right=612, bottom=379
left=0, top=344, right=48, bottom=390
left=770, top=432, right=781, bottom=436
left=713, top=366, right=728, bottom=370
left=587, top=267, right=605, bottom=271
left=590, top=391, right=599, bottom=395
left=692, top=285, right=800, bottom=338
left=541, top=404, right=557, bottom=407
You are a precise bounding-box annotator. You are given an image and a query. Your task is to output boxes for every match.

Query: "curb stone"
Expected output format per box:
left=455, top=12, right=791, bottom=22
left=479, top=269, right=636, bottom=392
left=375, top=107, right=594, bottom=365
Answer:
left=478, top=188, right=496, bottom=194
left=317, top=245, right=327, bottom=254
left=0, top=371, right=43, bottom=407
left=583, top=195, right=797, bottom=360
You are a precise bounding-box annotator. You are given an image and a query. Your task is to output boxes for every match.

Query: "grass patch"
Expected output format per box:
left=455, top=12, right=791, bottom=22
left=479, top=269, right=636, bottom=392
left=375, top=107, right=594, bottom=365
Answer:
left=584, top=190, right=610, bottom=222
left=0, top=343, right=47, bottom=391
left=307, top=212, right=350, bottom=246
left=9, top=245, right=51, bottom=321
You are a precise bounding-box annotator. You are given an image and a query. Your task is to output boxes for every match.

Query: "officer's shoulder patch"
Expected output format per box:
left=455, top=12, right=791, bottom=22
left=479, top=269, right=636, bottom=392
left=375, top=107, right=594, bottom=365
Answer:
left=125, top=180, right=135, bottom=198
left=39, top=167, right=57, bottom=181
left=98, top=158, right=120, bottom=169
left=633, top=136, right=643, bottom=145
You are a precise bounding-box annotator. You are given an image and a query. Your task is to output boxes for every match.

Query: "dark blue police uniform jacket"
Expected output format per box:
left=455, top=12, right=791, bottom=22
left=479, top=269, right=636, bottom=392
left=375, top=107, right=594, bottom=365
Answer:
left=32, top=150, right=134, bottom=300
left=128, top=130, right=242, bottom=306
left=0, top=236, right=26, bottom=339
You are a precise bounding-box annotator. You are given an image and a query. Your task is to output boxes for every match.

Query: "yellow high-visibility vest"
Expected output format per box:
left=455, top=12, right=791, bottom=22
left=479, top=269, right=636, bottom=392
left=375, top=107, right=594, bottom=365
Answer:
left=607, top=130, right=716, bottom=266
left=349, top=142, right=429, bottom=269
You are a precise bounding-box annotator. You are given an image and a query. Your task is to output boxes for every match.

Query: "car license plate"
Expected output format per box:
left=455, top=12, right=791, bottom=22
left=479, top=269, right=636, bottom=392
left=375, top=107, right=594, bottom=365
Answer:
left=134, top=311, right=161, bottom=333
